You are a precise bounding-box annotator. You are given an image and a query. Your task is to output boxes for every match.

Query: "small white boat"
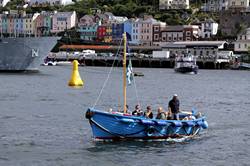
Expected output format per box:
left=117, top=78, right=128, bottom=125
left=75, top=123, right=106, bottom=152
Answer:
left=174, top=53, right=198, bottom=74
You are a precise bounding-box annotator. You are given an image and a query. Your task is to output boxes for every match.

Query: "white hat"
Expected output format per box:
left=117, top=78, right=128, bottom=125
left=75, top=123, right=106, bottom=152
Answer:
left=173, top=94, right=178, bottom=97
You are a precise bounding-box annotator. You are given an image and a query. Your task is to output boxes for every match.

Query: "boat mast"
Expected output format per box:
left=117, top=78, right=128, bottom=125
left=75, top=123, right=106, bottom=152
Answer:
left=123, top=32, right=127, bottom=113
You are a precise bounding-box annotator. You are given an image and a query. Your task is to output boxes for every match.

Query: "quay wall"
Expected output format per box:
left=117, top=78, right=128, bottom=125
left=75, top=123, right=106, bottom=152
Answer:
left=48, top=55, right=230, bottom=69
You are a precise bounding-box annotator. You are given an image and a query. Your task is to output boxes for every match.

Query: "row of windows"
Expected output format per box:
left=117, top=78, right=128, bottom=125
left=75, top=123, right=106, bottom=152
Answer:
left=169, top=50, right=216, bottom=56
left=238, top=43, right=248, bottom=49
left=2, top=30, right=33, bottom=33
left=4, top=19, right=32, bottom=23
left=132, top=35, right=150, bottom=40
left=239, top=35, right=247, bottom=40
left=81, top=32, right=96, bottom=35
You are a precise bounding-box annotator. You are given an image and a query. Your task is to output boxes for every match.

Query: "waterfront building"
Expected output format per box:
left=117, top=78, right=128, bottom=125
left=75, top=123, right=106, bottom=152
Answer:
left=234, top=28, right=250, bottom=52
left=201, top=0, right=229, bottom=12
left=34, top=13, right=44, bottom=36
left=78, top=15, right=95, bottom=26
left=228, top=0, right=249, bottom=9
left=1, top=14, right=8, bottom=35
left=124, top=19, right=133, bottom=42
left=130, top=16, right=161, bottom=46
left=78, top=23, right=98, bottom=41
left=153, top=25, right=199, bottom=45
left=139, top=17, right=158, bottom=46
left=23, top=13, right=39, bottom=36
left=161, top=41, right=227, bottom=60
left=7, top=14, right=15, bottom=35
left=199, top=19, right=218, bottom=39
left=94, top=13, right=109, bottom=25
left=130, top=18, right=140, bottom=45
left=152, top=22, right=167, bottom=45
left=159, top=0, right=190, bottom=10
left=112, top=23, right=124, bottom=43
left=51, top=11, right=76, bottom=34
left=42, top=12, right=53, bottom=35
left=97, top=25, right=106, bottom=42
left=104, top=24, right=112, bottom=43
left=96, top=24, right=112, bottom=43
left=13, top=14, right=24, bottom=36
left=78, top=15, right=98, bottom=41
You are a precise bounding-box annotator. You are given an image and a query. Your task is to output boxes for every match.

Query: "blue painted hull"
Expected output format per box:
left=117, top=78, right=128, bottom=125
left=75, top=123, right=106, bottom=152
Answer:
left=85, top=108, right=208, bottom=140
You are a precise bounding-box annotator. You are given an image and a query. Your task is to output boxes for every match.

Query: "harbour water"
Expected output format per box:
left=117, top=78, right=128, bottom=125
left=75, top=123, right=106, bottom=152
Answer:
left=0, top=66, right=250, bottom=166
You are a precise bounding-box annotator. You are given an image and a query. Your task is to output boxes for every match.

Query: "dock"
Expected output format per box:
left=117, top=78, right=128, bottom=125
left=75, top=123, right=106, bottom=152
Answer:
left=47, top=54, right=231, bottom=69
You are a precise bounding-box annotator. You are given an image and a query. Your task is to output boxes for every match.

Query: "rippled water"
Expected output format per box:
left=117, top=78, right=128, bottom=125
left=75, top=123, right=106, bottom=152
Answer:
left=0, top=66, right=249, bottom=166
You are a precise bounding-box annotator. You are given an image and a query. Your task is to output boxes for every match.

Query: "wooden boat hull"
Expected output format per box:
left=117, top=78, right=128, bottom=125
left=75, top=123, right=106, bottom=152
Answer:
left=85, top=108, right=208, bottom=140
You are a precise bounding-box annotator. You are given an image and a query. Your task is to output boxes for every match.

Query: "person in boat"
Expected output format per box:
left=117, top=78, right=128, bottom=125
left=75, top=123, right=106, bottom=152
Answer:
left=144, top=106, right=153, bottom=119
left=156, top=107, right=166, bottom=119
left=183, top=114, right=196, bottom=120
left=132, top=104, right=143, bottom=116
left=196, top=112, right=202, bottom=119
left=168, top=94, right=180, bottom=120
left=125, top=105, right=131, bottom=114
left=166, top=111, right=172, bottom=120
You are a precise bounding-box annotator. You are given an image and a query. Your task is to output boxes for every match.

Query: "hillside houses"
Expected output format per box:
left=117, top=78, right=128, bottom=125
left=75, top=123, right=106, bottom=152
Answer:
left=0, top=10, right=77, bottom=36
left=0, top=10, right=222, bottom=45
left=234, top=28, right=250, bottom=52
left=26, top=0, right=74, bottom=6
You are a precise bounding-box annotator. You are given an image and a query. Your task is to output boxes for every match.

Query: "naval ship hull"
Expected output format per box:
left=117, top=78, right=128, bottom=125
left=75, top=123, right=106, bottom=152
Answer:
left=0, top=37, right=58, bottom=71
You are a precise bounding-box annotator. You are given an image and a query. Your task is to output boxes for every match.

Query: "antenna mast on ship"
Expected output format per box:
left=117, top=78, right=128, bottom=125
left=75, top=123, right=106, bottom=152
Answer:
left=123, top=32, right=127, bottom=113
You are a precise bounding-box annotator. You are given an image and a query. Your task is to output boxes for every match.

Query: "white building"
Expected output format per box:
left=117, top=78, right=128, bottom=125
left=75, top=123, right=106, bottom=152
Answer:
left=199, top=18, right=218, bottom=39
left=51, top=11, right=76, bottom=34
left=201, top=0, right=229, bottom=12
left=159, top=0, right=190, bottom=10
left=161, top=41, right=227, bottom=59
left=234, top=28, right=250, bottom=52
left=27, top=0, right=74, bottom=6
left=0, top=0, right=10, bottom=7
left=228, top=0, right=249, bottom=8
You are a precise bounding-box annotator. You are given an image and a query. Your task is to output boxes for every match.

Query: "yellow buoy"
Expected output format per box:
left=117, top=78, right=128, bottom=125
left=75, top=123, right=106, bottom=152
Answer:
left=68, top=60, right=84, bottom=87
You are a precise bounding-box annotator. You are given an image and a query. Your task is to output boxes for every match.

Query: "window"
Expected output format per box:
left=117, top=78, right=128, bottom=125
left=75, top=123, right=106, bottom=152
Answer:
left=154, top=34, right=159, bottom=40
left=238, top=44, right=241, bottom=48
left=194, top=50, right=197, bottom=55
left=200, top=50, right=203, bottom=55
left=206, top=51, right=209, bottom=55
left=241, top=1, right=244, bottom=5
left=232, top=1, right=235, bottom=5
left=186, top=31, right=191, bottom=36
left=245, top=43, right=247, bottom=48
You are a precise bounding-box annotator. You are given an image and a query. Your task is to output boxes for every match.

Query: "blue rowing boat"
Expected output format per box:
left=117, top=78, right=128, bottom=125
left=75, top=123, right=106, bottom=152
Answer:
left=85, top=33, right=208, bottom=141
left=85, top=108, right=208, bottom=140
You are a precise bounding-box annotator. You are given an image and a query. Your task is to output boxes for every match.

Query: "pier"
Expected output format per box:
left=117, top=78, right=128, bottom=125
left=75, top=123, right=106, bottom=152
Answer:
left=48, top=55, right=231, bottom=69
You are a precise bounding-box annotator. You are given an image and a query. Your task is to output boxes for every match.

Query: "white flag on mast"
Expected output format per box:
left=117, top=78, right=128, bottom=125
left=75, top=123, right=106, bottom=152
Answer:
left=127, top=59, right=133, bottom=85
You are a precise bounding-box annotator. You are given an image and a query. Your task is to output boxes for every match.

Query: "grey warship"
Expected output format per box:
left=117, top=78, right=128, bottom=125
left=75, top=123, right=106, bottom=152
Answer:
left=0, top=37, right=58, bottom=71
